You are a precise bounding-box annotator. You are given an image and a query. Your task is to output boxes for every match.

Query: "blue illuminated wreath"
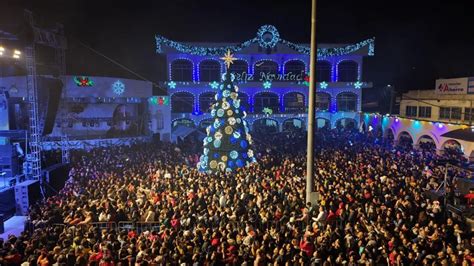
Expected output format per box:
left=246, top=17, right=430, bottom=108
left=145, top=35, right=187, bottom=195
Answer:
left=257, top=25, right=280, bottom=49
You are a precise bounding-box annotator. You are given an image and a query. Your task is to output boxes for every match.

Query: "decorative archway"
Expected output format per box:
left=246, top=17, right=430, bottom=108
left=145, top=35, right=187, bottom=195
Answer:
left=337, top=60, right=358, bottom=82
left=316, top=118, right=330, bottom=129
left=237, top=92, right=250, bottom=112
left=253, top=92, right=279, bottom=113
left=316, top=60, right=332, bottom=82
left=283, top=92, right=305, bottom=113
left=229, top=60, right=249, bottom=78
left=171, top=92, right=195, bottom=113
left=171, top=59, right=194, bottom=81
left=397, top=131, right=414, bottom=149
left=254, top=60, right=279, bottom=80
left=199, top=92, right=215, bottom=113
left=336, top=118, right=357, bottom=131
left=316, top=92, right=331, bottom=111
left=417, top=135, right=436, bottom=151
left=283, top=60, right=306, bottom=76
left=441, top=139, right=464, bottom=156
left=336, top=92, right=357, bottom=112
left=253, top=118, right=279, bottom=134
left=282, top=118, right=305, bottom=131
left=199, top=60, right=221, bottom=82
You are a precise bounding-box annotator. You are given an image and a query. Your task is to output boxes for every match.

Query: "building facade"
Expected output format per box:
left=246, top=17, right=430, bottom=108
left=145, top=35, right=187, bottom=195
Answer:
left=400, top=77, right=474, bottom=125
left=156, top=25, right=374, bottom=133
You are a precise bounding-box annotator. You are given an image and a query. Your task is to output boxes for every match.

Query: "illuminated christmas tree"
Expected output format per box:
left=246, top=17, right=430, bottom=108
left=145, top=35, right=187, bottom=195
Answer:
left=197, top=50, right=256, bottom=173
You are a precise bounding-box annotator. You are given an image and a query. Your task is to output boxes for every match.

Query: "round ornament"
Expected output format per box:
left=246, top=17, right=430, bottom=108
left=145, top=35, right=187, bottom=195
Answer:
left=227, top=110, right=233, bottom=116
left=223, top=90, right=231, bottom=97
left=213, top=139, right=221, bottom=148
left=214, top=131, right=223, bottom=140
left=221, top=155, right=228, bottom=162
left=217, top=109, right=225, bottom=117
left=236, top=118, right=242, bottom=124
left=233, top=132, right=241, bottom=139
left=225, top=126, right=233, bottom=135
left=236, top=159, right=244, bottom=167
left=222, top=102, right=230, bottom=110
left=230, top=150, right=238, bottom=159
left=209, top=160, right=218, bottom=169
left=230, top=92, right=237, bottom=100
left=228, top=117, right=236, bottom=125
left=227, top=84, right=232, bottom=89
left=240, top=140, right=248, bottom=148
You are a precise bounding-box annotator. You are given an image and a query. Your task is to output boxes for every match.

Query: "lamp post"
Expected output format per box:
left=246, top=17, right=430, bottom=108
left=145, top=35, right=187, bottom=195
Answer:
left=306, top=0, right=317, bottom=204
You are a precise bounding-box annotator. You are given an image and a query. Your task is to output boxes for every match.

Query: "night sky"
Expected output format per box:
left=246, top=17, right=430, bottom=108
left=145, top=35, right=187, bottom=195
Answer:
left=1, top=0, right=474, bottom=97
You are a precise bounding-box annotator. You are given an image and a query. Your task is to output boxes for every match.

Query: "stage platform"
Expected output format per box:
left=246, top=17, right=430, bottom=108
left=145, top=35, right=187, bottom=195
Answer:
left=0, top=216, right=26, bottom=239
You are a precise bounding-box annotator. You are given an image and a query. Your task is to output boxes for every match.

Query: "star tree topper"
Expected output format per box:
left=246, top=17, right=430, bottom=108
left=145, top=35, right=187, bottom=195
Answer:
left=220, top=49, right=236, bottom=69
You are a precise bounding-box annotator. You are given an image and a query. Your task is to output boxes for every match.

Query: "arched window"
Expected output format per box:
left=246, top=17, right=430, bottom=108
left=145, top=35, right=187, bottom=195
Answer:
left=316, top=61, right=331, bottom=82
left=171, top=92, right=194, bottom=113
left=336, top=92, right=357, bottom=111
left=238, top=93, right=249, bottom=112
left=254, top=60, right=279, bottom=81
left=283, top=92, right=305, bottom=113
left=284, top=60, right=305, bottom=75
left=199, top=60, right=221, bottom=82
left=253, top=92, right=279, bottom=113
left=199, top=92, right=215, bottom=113
left=171, top=59, right=193, bottom=81
left=316, top=92, right=331, bottom=110
left=229, top=60, right=248, bottom=78
left=337, top=61, right=358, bottom=82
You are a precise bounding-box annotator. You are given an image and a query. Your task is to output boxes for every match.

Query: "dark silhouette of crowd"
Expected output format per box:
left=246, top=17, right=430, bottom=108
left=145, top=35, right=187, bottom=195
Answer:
left=0, top=129, right=473, bottom=265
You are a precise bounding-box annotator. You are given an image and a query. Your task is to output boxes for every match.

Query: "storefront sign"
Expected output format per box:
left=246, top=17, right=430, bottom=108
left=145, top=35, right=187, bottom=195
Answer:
left=234, top=71, right=304, bottom=82
left=435, top=78, right=468, bottom=94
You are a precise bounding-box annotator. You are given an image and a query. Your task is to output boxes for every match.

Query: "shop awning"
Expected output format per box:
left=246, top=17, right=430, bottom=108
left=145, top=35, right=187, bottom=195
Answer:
left=441, top=128, right=474, bottom=142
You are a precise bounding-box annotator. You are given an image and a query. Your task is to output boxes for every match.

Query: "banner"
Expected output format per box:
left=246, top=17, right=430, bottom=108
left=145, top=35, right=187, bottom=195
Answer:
left=435, top=78, right=468, bottom=94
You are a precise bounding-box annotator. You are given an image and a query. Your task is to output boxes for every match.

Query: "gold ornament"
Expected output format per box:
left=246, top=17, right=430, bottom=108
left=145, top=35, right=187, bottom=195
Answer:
left=210, top=160, right=218, bottom=169
left=227, top=110, right=233, bottom=116
left=225, top=126, right=233, bottom=135
left=230, top=92, right=237, bottom=99
left=221, top=155, right=228, bottom=162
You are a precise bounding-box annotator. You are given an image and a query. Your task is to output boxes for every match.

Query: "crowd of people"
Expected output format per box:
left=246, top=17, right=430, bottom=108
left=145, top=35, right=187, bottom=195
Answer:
left=0, top=128, right=473, bottom=265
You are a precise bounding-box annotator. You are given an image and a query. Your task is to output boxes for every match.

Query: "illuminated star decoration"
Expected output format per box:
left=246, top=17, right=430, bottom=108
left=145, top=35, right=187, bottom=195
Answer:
left=320, top=81, right=328, bottom=90
left=263, top=80, right=272, bottom=89
left=354, top=81, right=363, bottom=89
left=209, top=81, right=219, bottom=89
left=220, top=49, right=236, bottom=69
left=168, top=81, right=177, bottom=89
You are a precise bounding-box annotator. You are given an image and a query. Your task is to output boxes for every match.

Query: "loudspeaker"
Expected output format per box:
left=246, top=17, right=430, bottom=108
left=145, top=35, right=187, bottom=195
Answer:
left=14, top=180, right=40, bottom=215
left=38, top=78, right=63, bottom=136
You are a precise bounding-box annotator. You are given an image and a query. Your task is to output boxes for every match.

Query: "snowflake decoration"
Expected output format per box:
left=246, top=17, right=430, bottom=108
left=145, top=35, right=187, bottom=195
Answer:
left=320, top=81, right=328, bottom=90
left=168, top=81, right=177, bottom=89
left=263, top=107, right=273, bottom=116
left=112, top=80, right=125, bottom=95
left=354, top=81, right=363, bottom=89
left=263, top=80, right=272, bottom=89
left=209, top=81, right=219, bottom=89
